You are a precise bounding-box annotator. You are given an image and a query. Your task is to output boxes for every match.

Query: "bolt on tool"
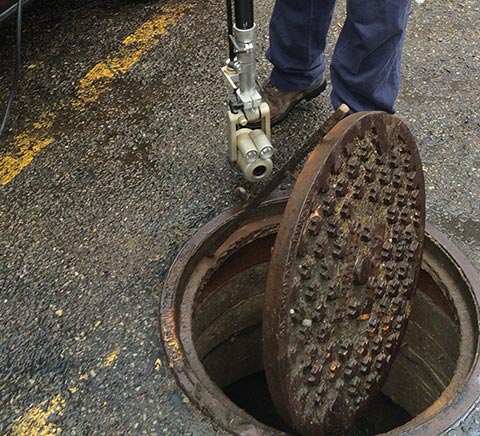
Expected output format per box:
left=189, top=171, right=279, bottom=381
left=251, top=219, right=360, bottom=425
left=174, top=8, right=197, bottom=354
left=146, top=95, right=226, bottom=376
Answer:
left=222, top=0, right=274, bottom=182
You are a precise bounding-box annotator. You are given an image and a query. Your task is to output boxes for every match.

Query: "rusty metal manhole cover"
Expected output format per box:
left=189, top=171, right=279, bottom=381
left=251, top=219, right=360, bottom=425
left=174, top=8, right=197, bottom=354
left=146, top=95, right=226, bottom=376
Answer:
left=263, top=112, right=426, bottom=435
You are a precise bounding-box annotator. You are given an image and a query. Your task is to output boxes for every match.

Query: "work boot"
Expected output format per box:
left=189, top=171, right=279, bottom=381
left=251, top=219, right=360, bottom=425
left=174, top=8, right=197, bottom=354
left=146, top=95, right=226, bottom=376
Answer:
left=248, top=78, right=327, bottom=128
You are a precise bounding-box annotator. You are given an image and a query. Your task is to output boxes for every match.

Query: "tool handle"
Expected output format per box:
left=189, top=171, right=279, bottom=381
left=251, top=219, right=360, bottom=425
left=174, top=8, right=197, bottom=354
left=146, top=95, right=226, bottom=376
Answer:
left=234, top=0, right=254, bottom=30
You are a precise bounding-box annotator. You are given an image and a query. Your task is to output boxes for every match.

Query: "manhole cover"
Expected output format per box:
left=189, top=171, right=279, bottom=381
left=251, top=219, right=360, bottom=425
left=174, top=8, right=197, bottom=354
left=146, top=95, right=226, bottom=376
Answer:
left=263, top=112, right=426, bottom=435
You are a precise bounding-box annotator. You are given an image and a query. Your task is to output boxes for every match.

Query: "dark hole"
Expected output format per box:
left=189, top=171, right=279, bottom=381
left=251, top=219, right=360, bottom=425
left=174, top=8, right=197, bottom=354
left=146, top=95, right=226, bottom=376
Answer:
left=224, top=371, right=411, bottom=435
left=253, top=165, right=267, bottom=177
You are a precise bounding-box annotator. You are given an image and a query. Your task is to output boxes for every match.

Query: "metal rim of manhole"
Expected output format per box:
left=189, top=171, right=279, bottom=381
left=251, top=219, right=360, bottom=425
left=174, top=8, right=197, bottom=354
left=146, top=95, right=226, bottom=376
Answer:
left=263, top=112, right=426, bottom=434
left=160, top=193, right=480, bottom=435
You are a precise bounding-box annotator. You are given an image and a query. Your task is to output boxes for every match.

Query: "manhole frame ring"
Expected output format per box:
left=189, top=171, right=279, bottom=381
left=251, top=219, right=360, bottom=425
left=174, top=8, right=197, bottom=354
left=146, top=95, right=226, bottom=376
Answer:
left=160, top=194, right=480, bottom=435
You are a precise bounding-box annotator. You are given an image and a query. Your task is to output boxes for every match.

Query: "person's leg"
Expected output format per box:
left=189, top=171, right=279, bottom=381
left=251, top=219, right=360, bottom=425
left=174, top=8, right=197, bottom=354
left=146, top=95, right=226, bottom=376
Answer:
left=267, top=0, right=337, bottom=92
left=330, top=0, right=411, bottom=113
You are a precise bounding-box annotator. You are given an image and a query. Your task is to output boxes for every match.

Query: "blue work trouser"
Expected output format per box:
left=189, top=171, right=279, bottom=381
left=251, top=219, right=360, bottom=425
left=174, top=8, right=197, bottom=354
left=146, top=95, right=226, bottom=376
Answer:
left=266, top=0, right=411, bottom=113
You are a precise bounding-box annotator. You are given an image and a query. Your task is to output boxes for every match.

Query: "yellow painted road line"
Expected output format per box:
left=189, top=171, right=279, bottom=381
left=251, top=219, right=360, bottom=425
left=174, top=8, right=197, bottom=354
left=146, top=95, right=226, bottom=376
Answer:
left=0, top=112, right=56, bottom=186
left=11, top=395, right=65, bottom=436
left=10, top=347, right=128, bottom=432
left=99, top=348, right=120, bottom=368
left=74, top=5, right=194, bottom=107
left=0, top=3, right=195, bottom=186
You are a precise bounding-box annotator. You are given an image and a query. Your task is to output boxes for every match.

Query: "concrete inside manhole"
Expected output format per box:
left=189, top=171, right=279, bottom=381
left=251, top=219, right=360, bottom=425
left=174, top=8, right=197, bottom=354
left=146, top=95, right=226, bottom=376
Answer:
left=162, top=196, right=480, bottom=435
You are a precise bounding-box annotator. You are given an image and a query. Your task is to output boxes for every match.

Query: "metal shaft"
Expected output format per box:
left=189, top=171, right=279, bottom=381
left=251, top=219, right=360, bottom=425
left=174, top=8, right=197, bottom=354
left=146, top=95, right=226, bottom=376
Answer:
left=235, top=25, right=256, bottom=101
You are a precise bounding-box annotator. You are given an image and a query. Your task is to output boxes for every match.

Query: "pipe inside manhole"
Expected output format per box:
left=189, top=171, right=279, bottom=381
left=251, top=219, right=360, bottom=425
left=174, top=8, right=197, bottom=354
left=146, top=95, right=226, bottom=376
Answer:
left=161, top=194, right=480, bottom=435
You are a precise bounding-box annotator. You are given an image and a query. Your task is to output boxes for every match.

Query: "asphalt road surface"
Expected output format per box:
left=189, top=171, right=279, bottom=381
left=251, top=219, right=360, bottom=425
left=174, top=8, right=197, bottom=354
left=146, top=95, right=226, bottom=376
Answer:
left=0, top=0, right=479, bottom=433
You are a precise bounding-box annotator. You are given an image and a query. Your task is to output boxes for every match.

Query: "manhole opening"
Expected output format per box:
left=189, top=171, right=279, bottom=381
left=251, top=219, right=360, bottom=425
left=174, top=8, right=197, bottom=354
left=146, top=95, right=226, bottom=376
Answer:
left=224, top=371, right=412, bottom=434
left=162, top=198, right=479, bottom=435
left=191, top=234, right=461, bottom=434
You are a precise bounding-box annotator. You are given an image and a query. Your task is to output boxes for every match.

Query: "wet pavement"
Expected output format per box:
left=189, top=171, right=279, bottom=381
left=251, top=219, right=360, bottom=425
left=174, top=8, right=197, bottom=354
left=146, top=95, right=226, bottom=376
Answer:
left=0, top=0, right=479, bottom=433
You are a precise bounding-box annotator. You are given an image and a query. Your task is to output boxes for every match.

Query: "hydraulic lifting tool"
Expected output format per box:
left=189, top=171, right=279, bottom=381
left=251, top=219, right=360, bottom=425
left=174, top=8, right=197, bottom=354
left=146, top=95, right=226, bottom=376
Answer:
left=222, top=0, right=273, bottom=182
